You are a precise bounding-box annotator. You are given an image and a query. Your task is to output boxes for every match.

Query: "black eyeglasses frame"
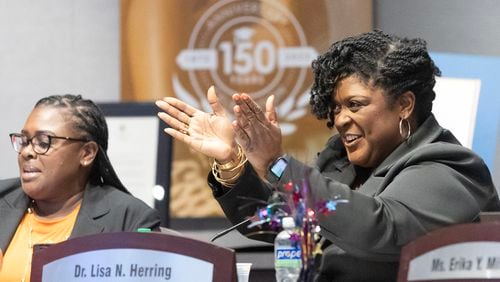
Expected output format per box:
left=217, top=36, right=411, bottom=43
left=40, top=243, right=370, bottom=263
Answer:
left=9, top=133, right=90, bottom=155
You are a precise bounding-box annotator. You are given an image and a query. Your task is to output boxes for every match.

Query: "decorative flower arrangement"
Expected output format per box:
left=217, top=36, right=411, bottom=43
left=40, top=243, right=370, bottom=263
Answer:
left=246, top=176, right=348, bottom=281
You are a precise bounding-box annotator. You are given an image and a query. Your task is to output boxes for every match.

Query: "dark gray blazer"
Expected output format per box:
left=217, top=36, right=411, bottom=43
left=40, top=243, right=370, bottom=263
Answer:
left=0, top=178, right=161, bottom=253
left=210, top=114, right=500, bottom=281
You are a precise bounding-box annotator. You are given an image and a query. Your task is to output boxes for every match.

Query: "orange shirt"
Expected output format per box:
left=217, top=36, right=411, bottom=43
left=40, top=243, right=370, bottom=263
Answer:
left=0, top=203, right=80, bottom=282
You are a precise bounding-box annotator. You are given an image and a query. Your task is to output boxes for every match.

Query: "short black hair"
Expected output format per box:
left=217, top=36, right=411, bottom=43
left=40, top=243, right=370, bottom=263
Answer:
left=35, top=94, right=128, bottom=193
left=310, top=30, right=441, bottom=128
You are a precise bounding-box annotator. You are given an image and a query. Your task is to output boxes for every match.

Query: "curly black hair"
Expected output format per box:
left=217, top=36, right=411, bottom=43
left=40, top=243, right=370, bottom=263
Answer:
left=35, top=94, right=128, bottom=193
left=310, top=30, right=441, bottom=128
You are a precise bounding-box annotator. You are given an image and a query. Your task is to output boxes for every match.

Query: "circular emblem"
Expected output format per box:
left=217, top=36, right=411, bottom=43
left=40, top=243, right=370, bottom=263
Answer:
left=175, top=0, right=317, bottom=134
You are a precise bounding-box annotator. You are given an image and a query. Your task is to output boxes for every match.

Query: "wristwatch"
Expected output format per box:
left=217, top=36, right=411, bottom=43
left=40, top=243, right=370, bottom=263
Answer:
left=266, top=155, right=289, bottom=184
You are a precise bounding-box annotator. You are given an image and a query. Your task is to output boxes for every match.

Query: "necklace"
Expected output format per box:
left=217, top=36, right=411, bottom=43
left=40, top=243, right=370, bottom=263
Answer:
left=21, top=200, right=81, bottom=282
left=21, top=206, right=34, bottom=282
left=21, top=200, right=77, bottom=281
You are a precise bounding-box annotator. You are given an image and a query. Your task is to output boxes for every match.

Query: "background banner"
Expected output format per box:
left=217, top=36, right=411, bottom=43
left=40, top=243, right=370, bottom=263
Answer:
left=121, top=0, right=372, bottom=219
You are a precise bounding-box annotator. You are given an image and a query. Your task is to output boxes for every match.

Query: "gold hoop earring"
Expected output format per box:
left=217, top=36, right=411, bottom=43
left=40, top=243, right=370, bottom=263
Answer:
left=399, top=119, right=411, bottom=141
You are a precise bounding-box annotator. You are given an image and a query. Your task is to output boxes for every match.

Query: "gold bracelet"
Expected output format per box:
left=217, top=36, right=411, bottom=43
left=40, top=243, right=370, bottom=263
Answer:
left=211, top=144, right=247, bottom=187
left=212, top=167, right=245, bottom=188
left=215, top=145, right=244, bottom=170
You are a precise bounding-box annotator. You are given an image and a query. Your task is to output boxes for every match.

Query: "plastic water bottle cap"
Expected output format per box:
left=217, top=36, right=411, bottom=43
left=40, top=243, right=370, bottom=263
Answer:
left=282, top=217, right=295, bottom=229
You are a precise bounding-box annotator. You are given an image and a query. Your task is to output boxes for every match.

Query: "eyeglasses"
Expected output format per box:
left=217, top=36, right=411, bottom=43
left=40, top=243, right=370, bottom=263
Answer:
left=9, top=133, right=90, bottom=155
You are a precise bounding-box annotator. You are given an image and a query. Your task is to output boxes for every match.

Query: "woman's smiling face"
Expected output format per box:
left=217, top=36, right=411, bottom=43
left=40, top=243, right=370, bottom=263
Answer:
left=333, top=76, right=406, bottom=168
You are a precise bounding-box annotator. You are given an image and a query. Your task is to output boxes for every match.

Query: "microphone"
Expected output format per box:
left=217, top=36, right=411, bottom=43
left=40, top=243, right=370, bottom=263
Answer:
left=210, top=217, right=255, bottom=242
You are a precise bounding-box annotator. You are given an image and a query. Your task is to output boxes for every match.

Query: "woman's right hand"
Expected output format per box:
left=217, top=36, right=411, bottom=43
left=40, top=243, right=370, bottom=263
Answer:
left=156, top=86, right=237, bottom=163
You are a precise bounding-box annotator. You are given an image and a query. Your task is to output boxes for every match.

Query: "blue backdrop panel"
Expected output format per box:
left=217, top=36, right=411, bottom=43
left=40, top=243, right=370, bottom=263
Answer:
left=431, top=52, right=500, bottom=169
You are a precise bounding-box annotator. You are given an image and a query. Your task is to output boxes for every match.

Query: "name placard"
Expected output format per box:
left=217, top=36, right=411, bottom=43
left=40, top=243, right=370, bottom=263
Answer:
left=41, top=248, right=213, bottom=282
left=408, top=241, right=500, bottom=281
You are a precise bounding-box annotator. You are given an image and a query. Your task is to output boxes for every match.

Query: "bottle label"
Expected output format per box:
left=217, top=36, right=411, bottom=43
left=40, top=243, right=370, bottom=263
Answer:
left=275, top=248, right=301, bottom=268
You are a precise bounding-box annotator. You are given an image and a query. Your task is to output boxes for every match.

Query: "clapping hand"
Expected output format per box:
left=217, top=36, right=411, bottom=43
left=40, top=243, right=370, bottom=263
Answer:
left=156, top=86, right=237, bottom=163
left=232, top=93, right=283, bottom=178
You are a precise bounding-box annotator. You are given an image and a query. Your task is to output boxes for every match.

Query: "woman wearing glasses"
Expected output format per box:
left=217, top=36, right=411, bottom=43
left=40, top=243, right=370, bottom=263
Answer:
left=0, top=94, right=160, bottom=281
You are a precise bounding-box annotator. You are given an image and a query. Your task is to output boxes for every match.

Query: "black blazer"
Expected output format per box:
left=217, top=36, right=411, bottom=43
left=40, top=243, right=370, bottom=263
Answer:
left=210, top=114, right=500, bottom=281
left=0, top=178, right=161, bottom=253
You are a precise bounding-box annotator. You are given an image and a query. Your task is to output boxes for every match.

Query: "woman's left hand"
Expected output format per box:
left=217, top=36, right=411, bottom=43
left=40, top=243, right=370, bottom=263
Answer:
left=232, top=93, right=283, bottom=178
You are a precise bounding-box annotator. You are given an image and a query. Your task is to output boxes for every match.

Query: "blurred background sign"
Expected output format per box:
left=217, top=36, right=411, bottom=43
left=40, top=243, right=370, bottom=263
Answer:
left=120, top=0, right=373, bottom=221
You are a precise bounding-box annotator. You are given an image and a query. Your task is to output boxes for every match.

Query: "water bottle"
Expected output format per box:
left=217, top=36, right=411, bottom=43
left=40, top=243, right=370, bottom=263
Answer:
left=275, top=217, right=301, bottom=282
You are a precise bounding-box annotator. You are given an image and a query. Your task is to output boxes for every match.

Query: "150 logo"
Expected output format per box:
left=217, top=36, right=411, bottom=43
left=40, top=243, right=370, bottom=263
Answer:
left=173, top=0, right=317, bottom=134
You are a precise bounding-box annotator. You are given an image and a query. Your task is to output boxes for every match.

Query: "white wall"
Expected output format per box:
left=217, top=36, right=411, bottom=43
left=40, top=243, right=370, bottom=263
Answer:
left=374, top=0, right=500, bottom=57
left=0, top=0, right=120, bottom=178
